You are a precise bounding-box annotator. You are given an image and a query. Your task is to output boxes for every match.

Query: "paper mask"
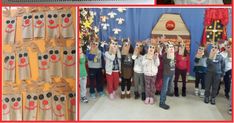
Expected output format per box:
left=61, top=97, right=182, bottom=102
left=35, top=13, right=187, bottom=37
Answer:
left=109, top=40, right=118, bottom=54
left=38, top=52, right=51, bottom=82
left=22, top=13, right=33, bottom=39
left=209, top=45, right=218, bottom=60
left=23, top=93, right=38, bottom=120
left=62, top=47, right=76, bottom=78
left=167, top=44, right=175, bottom=59
left=178, top=44, right=185, bottom=56
left=10, top=94, right=22, bottom=121
left=3, top=53, right=16, bottom=82
left=147, top=44, right=155, bottom=59
left=133, top=42, right=143, bottom=56
left=38, top=92, right=53, bottom=120
left=52, top=94, right=66, bottom=120
left=3, top=17, right=16, bottom=44
left=17, top=51, right=31, bottom=80
left=196, top=46, right=205, bottom=58
left=33, top=12, right=45, bottom=38
left=60, top=10, right=74, bottom=39
left=2, top=95, right=11, bottom=121
left=67, top=92, right=76, bottom=120
left=46, top=11, right=59, bottom=40
left=48, top=47, right=62, bottom=77
left=121, top=39, right=130, bottom=55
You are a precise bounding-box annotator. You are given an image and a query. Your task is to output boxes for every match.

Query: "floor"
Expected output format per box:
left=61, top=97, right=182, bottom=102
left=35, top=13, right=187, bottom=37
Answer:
left=79, top=83, right=232, bottom=121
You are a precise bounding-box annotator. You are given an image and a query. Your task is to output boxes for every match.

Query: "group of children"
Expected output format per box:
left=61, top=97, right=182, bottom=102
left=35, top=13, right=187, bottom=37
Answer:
left=79, top=37, right=232, bottom=112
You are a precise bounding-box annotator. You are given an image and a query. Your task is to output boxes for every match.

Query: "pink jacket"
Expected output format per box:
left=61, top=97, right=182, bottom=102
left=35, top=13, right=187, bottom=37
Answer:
left=175, top=53, right=190, bottom=72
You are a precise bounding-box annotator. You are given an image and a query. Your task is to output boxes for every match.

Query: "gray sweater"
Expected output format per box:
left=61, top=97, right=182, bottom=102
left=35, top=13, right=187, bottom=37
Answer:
left=86, top=50, right=102, bottom=69
left=163, top=54, right=175, bottom=76
left=207, top=53, right=225, bottom=76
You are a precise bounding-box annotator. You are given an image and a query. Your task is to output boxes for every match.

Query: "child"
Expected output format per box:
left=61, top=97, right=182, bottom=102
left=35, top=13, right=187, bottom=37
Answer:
left=159, top=42, right=175, bottom=110
left=142, top=43, right=160, bottom=104
left=174, top=42, right=190, bottom=97
left=132, top=41, right=145, bottom=100
left=79, top=45, right=88, bottom=103
left=86, top=38, right=104, bottom=99
left=120, top=38, right=134, bottom=99
left=204, top=43, right=225, bottom=105
left=105, top=38, right=121, bottom=100
left=193, top=45, right=207, bottom=97
left=155, top=43, right=164, bottom=95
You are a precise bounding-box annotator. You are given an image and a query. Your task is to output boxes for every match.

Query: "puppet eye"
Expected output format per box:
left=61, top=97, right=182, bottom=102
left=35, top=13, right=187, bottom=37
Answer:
left=44, top=55, right=48, bottom=59
left=67, top=13, right=71, bottom=17
left=48, top=14, right=52, bottom=18
left=69, top=93, right=73, bottom=98
left=11, top=20, right=15, bottom=24
left=5, top=98, right=9, bottom=103
left=40, top=15, right=44, bottom=18
left=71, top=50, right=76, bottom=54
left=54, top=95, right=58, bottom=101
left=53, top=14, right=57, bottom=18
left=61, top=14, right=65, bottom=18
left=35, top=15, right=39, bottom=19
left=38, top=56, right=42, bottom=60
left=17, top=97, right=21, bottom=102
left=19, top=54, right=23, bottom=58
left=60, top=97, right=65, bottom=102
left=27, top=95, right=31, bottom=99
left=33, top=96, right=38, bottom=100
left=49, top=50, right=53, bottom=54
left=28, top=15, right=32, bottom=19
left=55, top=50, right=59, bottom=54
left=23, top=16, right=27, bottom=19
left=6, top=20, right=10, bottom=24
left=24, top=53, right=28, bottom=57
left=63, top=51, right=68, bottom=55
left=47, top=92, right=52, bottom=98
left=39, top=94, right=44, bottom=100
left=11, top=56, right=15, bottom=59
left=11, top=97, right=15, bottom=102
left=4, top=56, right=9, bottom=63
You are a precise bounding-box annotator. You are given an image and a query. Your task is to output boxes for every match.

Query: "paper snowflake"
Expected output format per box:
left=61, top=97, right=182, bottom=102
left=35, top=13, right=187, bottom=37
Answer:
left=101, top=23, right=110, bottom=30
left=112, top=28, right=121, bottom=34
left=108, top=11, right=117, bottom=19
left=116, top=18, right=125, bottom=25
left=117, top=8, right=127, bottom=13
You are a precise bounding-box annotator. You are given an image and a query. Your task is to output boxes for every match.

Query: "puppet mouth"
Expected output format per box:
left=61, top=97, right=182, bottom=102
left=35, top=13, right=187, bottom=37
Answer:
left=50, top=58, right=60, bottom=63
left=18, top=63, right=29, bottom=68
left=3, top=109, right=10, bottom=115
left=39, top=105, right=51, bottom=111
left=5, top=29, right=15, bottom=33
left=34, top=23, right=44, bottom=28
left=52, top=110, right=65, bottom=118
left=4, top=66, right=16, bottom=71
left=11, top=106, right=21, bottom=110
left=39, top=67, right=49, bottom=70
left=48, top=24, right=59, bottom=29
left=22, top=23, right=31, bottom=28
left=25, top=105, right=37, bottom=110
left=63, top=62, right=75, bottom=67
left=68, top=107, right=75, bottom=114
left=61, top=22, right=72, bottom=29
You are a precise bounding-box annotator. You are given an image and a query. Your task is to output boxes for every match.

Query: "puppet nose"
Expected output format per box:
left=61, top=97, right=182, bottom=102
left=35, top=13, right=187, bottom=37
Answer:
left=9, top=60, right=14, bottom=65
left=29, top=101, right=35, bottom=107
left=56, top=104, right=62, bottom=111
left=25, top=19, right=30, bottom=25
left=20, top=58, right=26, bottom=64
left=67, top=55, right=73, bottom=61
left=41, top=61, right=48, bottom=66
left=43, top=100, right=48, bottom=105
left=49, top=20, right=54, bottom=24
left=51, top=55, right=57, bottom=60
left=36, top=20, right=42, bottom=25
left=8, top=24, right=13, bottom=29
left=3, top=104, right=7, bottom=110
left=64, top=18, right=70, bottom=23
left=14, top=102, right=19, bottom=107
left=70, top=99, right=76, bottom=106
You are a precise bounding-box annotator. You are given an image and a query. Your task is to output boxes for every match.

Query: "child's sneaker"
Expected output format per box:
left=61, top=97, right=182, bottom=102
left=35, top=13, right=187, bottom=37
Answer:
left=149, top=97, right=154, bottom=105
left=134, top=92, right=140, bottom=99
left=99, top=91, right=105, bottom=97
left=144, top=97, right=150, bottom=104
left=194, top=88, right=199, bottom=96
left=81, top=96, right=88, bottom=103
left=90, top=93, right=96, bottom=99
left=200, top=89, right=205, bottom=98
left=109, top=93, right=114, bottom=100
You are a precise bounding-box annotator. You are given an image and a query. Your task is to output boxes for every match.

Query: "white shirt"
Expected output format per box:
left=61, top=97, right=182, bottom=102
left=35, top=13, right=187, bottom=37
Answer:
left=142, top=54, right=160, bottom=76
left=132, top=55, right=144, bottom=73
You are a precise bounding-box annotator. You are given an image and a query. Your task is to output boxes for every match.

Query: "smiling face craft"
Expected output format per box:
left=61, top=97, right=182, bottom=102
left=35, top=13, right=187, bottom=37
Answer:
left=62, top=47, right=76, bottom=78
left=38, top=92, right=53, bottom=120
left=17, top=50, right=31, bottom=81
left=22, top=13, right=33, bottom=40
left=196, top=46, right=205, bottom=58
left=48, top=47, right=62, bottom=77
left=9, top=94, right=23, bottom=120
left=2, top=95, right=11, bottom=121
left=166, top=43, right=175, bottom=60
left=3, top=52, right=16, bottom=83
left=38, top=52, right=51, bottom=82
left=178, top=42, right=185, bottom=56
left=146, top=44, right=156, bottom=60
left=46, top=11, right=59, bottom=40
left=133, top=42, right=143, bottom=56
left=60, top=10, right=74, bottom=39
left=67, top=92, right=76, bottom=120
left=52, top=94, right=66, bottom=120
left=23, top=93, right=38, bottom=120
left=33, top=12, right=45, bottom=38
left=3, top=17, right=16, bottom=44
left=209, top=44, right=219, bottom=60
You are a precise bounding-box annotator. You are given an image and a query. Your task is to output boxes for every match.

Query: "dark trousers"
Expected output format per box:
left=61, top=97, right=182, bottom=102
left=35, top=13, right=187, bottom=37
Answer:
left=224, top=69, right=232, bottom=95
left=121, top=78, right=131, bottom=92
left=195, top=72, right=205, bottom=89
left=88, top=68, right=104, bottom=94
left=174, top=68, right=187, bottom=88
left=205, top=72, right=221, bottom=98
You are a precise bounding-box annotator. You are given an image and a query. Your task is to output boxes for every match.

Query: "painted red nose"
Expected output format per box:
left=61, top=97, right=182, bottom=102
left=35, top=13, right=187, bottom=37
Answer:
left=51, top=55, right=57, bottom=60
left=14, top=102, right=19, bottom=107
left=64, top=17, right=70, bottom=23
left=56, top=104, right=62, bottom=111
left=20, top=58, right=26, bottom=64
left=36, top=20, right=42, bottom=25
left=8, top=24, right=13, bottom=29
left=41, top=61, right=48, bottom=66
left=9, top=60, right=14, bottom=65
left=3, top=104, right=7, bottom=110
left=67, top=55, right=73, bottom=61
left=70, top=99, right=75, bottom=106
left=25, top=19, right=30, bottom=25
left=49, top=20, right=54, bottom=25
left=42, top=100, right=48, bottom=105
left=29, top=101, right=35, bottom=107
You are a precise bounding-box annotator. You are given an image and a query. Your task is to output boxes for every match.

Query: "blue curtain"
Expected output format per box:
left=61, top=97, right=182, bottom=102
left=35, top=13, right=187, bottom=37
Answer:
left=90, top=8, right=232, bottom=76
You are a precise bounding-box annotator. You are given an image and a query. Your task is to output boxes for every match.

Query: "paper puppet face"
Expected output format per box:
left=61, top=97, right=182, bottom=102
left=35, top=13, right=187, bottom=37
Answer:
left=33, top=12, right=45, bottom=38
left=48, top=47, right=62, bottom=77
left=47, top=11, right=59, bottom=39
left=121, top=40, right=130, bottom=55
left=63, top=47, right=76, bottom=78
left=178, top=44, right=185, bottom=55
left=167, top=44, right=175, bottom=59
left=49, top=47, right=61, bottom=63
left=24, top=93, right=38, bottom=120
left=196, top=46, right=205, bottom=58
left=2, top=95, right=11, bottom=119
left=209, top=44, right=219, bottom=59
left=38, top=53, right=50, bottom=71
left=9, top=94, right=22, bottom=120
left=3, top=17, right=16, bottom=44
left=68, top=92, right=76, bottom=120
left=17, top=51, right=31, bottom=80
left=4, top=53, right=16, bottom=82
left=52, top=95, right=66, bottom=120
left=60, top=10, right=74, bottom=38
left=134, top=42, right=143, bottom=55
left=39, top=92, right=52, bottom=111
left=148, top=45, right=155, bottom=55
left=22, top=13, right=33, bottom=39
left=109, top=41, right=118, bottom=53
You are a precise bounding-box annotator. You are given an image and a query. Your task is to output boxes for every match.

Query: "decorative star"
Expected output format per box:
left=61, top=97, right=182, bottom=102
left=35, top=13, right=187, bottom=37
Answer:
left=83, top=20, right=92, bottom=29
left=112, top=28, right=121, bottom=35
left=100, top=16, right=109, bottom=23
left=116, top=18, right=125, bottom=25
left=101, top=23, right=110, bottom=30
left=117, top=8, right=126, bottom=13
left=108, top=11, right=117, bottom=19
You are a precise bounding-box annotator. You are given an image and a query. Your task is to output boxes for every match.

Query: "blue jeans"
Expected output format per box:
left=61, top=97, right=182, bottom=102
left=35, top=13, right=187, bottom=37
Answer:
left=88, top=68, right=104, bottom=94
left=160, top=74, right=174, bottom=104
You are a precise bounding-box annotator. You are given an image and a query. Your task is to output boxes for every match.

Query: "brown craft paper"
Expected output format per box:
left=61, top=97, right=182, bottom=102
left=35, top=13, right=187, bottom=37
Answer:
left=3, top=52, right=16, bottom=83
left=22, top=13, right=33, bottom=40
left=33, top=12, right=45, bottom=38
left=48, top=47, right=62, bottom=77
left=52, top=94, right=67, bottom=120
left=3, top=17, right=16, bottom=44
left=38, top=92, right=53, bottom=120
left=38, top=52, right=51, bottom=82
left=10, top=94, right=23, bottom=121
left=62, top=47, right=76, bottom=79
left=60, top=9, right=74, bottom=39
left=17, top=50, right=31, bottom=81
left=46, top=11, right=59, bottom=40
left=67, top=92, right=76, bottom=120
left=23, top=93, right=38, bottom=120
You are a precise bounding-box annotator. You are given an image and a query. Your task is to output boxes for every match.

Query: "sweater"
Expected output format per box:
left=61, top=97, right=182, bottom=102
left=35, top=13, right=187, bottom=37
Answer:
left=163, top=53, right=175, bottom=76
left=142, top=54, right=160, bottom=76
left=104, top=49, right=121, bottom=75
left=193, top=57, right=207, bottom=73
left=79, top=55, right=87, bottom=77
left=207, top=53, right=225, bottom=76
left=132, top=54, right=144, bottom=73
left=175, top=53, right=190, bottom=72
left=121, top=54, right=134, bottom=79
left=86, top=49, right=102, bottom=69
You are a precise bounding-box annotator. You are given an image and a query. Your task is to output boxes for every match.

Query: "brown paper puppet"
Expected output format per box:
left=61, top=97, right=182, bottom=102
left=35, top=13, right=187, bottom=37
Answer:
left=46, top=11, right=59, bottom=40
left=3, top=52, right=16, bottom=82
left=38, top=52, right=51, bottom=82
left=33, top=12, right=45, bottom=38
left=146, top=44, right=156, bottom=60
left=109, top=39, right=119, bottom=55
left=209, top=44, right=219, bottom=60
left=121, top=38, right=131, bottom=55
left=3, top=17, right=16, bottom=44
left=60, top=10, right=74, bottom=39
left=62, top=47, right=76, bottom=78
left=10, top=94, right=22, bottom=121
left=17, top=50, right=31, bottom=80
left=2, top=95, right=11, bottom=121
left=38, top=92, right=53, bottom=120
left=196, top=46, right=205, bottom=58
left=22, top=13, right=33, bottom=39
left=48, top=47, right=62, bottom=77
left=23, top=93, right=38, bottom=120
left=166, top=43, right=175, bottom=60
left=133, top=42, right=143, bottom=57
left=52, top=94, right=66, bottom=120
left=178, top=42, right=185, bottom=56
left=67, top=92, right=76, bottom=120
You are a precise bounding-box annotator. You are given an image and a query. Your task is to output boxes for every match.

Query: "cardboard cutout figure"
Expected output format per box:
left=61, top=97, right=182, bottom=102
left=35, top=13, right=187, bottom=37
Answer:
left=166, top=43, right=175, bottom=60
left=10, top=94, right=22, bottom=120
left=209, top=44, right=219, bottom=60
left=196, top=46, right=205, bottom=58
left=3, top=52, right=16, bottom=82
left=60, top=10, right=74, bottom=39
left=62, top=47, right=76, bottom=78
left=67, top=92, right=76, bottom=120
left=38, top=52, right=51, bottom=82
left=2, top=95, right=11, bottom=121
left=38, top=92, right=53, bottom=120
left=133, top=42, right=143, bottom=57
left=46, top=11, right=59, bottom=40
left=121, top=38, right=130, bottom=55
left=3, top=17, right=16, bottom=44
left=33, top=12, right=45, bottom=38
left=17, top=50, right=31, bottom=80
left=48, top=47, right=62, bottom=77
left=109, top=39, right=118, bottom=55
left=22, top=13, right=33, bottom=39
left=52, top=94, right=66, bottom=120
left=23, top=93, right=38, bottom=120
